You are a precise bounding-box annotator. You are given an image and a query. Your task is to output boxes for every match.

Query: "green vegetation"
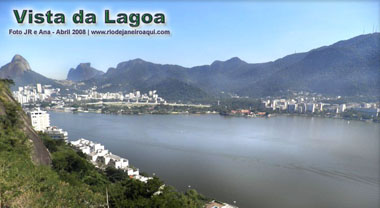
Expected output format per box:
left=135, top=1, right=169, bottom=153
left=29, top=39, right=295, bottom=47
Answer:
left=73, top=98, right=261, bottom=115
left=40, top=134, right=208, bottom=207
left=143, top=79, right=211, bottom=103
left=1, top=80, right=103, bottom=207
left=210, top=98, right=261, bottom=112
left=0, top=79, right=208, bottom=207
left=101, top=104, right=212, bottom=115
left=341, top=109, right=379, bottom=121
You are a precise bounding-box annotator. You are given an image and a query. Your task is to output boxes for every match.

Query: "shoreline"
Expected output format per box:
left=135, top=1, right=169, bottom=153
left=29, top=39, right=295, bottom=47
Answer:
left=48, top=108, right=379, bottom=124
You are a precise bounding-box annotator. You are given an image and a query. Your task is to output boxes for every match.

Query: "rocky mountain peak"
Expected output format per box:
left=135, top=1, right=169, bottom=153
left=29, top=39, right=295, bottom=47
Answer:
left=0, top=54, right=32, bottom=78
left=67, top=63, right=104, bottom=81
left=11, top=54, right=32, bottom=71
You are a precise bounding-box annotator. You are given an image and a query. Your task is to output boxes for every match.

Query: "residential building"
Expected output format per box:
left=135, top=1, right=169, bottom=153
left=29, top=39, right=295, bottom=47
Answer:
left=28, top=108, right=50, bottom=131
left=45, top=126, right=68, bottom=142
left=69, top=138, right=151, bottom=182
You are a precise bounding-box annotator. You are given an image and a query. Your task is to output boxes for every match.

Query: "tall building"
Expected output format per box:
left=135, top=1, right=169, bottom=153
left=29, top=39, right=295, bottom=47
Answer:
left=29, top=108, right=50, bottom=131
left=36, top=83, right=42, bottom=93
left=339, top=104, right=346, bottom=113
left=318, top=103, right=324, bottom=112
left=272, top=100, right=277, bottom=110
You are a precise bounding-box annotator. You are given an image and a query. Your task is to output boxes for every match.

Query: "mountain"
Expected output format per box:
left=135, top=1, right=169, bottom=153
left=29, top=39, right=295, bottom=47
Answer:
left=67, top=63, right=104, bottom=81
left=144, top=78, right=210, bottom=102
left=3, top=34, right=378, bottom=100
left=0, top=55, right=60, bottom=88
left=93, top=58, right=187, bottom=91
left=82, top=59, right=208, bottom=102
left=78, top=33, right=379, bottom=99
left=239, top=33, right=380, bottom=96
left=0, top=55, right=31, bottom=76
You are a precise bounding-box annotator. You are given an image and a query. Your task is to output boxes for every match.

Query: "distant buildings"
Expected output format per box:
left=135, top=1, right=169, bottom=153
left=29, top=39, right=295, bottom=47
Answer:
left=260, top=94, right=379, bottom=120
left=72, top=87, right=165, bottom=104
left=337, top=104, right=346, bottom=113
left=13, top=83, right=60, bottom=105
left=15, top=84, right=380, bottom=121
left=317, top=103, right=324, bottom=112
left=13, top=83, right=167, bottom=108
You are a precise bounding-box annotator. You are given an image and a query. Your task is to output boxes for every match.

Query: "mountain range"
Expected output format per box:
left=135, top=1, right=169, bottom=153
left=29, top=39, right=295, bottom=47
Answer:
left=1, top=33, right=379, bottom=101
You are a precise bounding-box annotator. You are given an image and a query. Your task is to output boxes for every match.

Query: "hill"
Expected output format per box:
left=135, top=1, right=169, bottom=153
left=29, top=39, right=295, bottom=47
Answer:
left=239, top=33, right=380, bottom=96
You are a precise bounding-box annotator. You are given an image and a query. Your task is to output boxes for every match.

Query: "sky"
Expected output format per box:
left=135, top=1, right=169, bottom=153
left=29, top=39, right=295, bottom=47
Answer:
left=0, top=0, right=379, bottom=79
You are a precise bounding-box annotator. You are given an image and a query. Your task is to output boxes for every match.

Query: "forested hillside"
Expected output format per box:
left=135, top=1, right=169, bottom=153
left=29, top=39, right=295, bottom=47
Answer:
left=0, top=79, right=207, bottom=207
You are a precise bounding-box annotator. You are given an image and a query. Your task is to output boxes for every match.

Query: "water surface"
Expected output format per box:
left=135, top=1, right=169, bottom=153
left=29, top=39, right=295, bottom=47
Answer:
left=50, top=112, right=379, bottom=208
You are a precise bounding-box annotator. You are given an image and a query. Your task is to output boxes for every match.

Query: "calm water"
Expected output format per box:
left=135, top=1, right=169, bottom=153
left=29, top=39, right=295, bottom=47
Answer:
left=50, top=112, right=379, bottom=208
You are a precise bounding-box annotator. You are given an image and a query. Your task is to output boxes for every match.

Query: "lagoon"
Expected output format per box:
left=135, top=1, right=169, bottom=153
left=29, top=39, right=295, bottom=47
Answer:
left=50, top=112, right=379, bottom=208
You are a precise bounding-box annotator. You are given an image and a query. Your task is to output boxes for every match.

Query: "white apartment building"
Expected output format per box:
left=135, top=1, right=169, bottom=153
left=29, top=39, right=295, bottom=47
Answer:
left=338, top=104, right=346, bottom=113
left=29, top=108, right=50, bottom=131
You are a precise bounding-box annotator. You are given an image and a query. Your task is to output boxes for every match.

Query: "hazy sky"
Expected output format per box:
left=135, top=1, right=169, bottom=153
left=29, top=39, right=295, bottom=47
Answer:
left=0, top=1, right=379, bottom=79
